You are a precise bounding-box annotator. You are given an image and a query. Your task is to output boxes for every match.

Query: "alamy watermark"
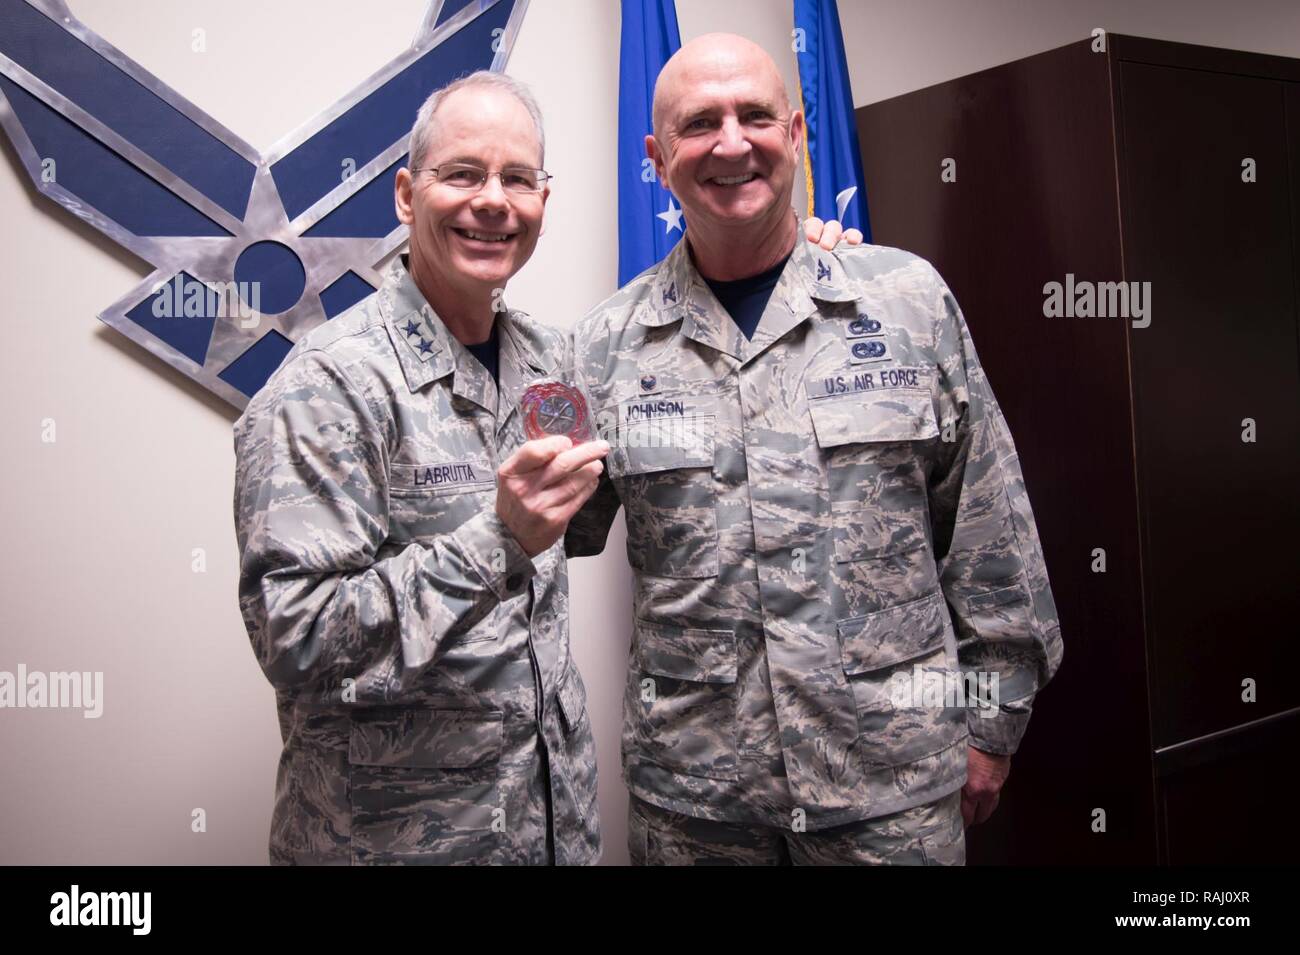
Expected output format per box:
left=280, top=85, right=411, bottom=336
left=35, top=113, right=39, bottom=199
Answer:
left=0, top=665, right=103, bottom=718
left=888, top=666, right=1000, bottom=718
left=150, top=274, right=262, bottom=329
left=594, top=408, right=711, bottom=452
left=50, top=885, right=150, bottom=935
left=1043, top=273, right=1151, bottom=328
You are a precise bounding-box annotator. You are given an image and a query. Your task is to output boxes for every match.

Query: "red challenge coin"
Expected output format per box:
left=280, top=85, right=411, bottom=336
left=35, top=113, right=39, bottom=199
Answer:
left=520, top=381, right=592, bottom=443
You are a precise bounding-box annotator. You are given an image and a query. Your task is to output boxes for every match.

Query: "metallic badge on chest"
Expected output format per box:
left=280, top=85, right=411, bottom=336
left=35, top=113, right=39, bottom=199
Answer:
left=847, top=314, right=882, bottom=337
left=850, top=339, right=889, bottom=362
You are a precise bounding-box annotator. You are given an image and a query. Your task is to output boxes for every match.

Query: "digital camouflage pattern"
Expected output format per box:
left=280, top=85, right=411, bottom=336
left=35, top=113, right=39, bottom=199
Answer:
left=629, top=790, right=965, bottom=865
left=233, top=255, right=600, bottom=865
left=567, top=226, right=1063, bottom=831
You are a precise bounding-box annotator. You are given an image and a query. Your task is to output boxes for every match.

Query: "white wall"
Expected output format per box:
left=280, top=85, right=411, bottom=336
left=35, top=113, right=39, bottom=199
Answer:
left=1, top=0, right=1296, bottom=865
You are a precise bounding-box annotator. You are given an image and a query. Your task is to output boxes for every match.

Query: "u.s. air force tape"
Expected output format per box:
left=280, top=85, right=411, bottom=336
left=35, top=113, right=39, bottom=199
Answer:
left=520, top=379, right=594, bottom=443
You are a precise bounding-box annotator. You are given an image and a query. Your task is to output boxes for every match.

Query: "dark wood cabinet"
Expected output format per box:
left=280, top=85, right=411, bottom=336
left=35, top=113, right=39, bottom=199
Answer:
left=856, top=34, right=1300, bottom=864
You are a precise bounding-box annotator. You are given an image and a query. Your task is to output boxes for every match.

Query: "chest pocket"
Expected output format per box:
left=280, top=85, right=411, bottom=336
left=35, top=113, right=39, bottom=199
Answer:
left=602, top=407, right=718, bottom=579
left=386, top=460, right=496, bottom=544
left=807, top=374, right=939, bottom=610
left=806, top=375, right=938, bottom=450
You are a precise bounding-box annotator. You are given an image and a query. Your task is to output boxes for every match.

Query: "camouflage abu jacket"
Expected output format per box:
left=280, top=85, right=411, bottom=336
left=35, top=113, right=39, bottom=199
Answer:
left=233, top=255, right=599, bottom=864
left=567, top=230, right=1063, bottom=830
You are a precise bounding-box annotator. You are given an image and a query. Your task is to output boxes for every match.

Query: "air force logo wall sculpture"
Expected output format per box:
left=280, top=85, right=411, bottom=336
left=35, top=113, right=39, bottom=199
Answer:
left=0, top=0, right=529, bottom=409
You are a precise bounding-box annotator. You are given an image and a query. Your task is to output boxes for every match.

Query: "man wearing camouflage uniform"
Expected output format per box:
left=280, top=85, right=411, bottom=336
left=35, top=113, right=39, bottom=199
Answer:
left=567, top=34, right=1063, bottom=864
left=233, top=72, right=607, bottom=864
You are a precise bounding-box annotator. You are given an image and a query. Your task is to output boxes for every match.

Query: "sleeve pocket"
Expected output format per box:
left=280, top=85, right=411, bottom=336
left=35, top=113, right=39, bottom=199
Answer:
left=966, top=580, right=1035, bottom=643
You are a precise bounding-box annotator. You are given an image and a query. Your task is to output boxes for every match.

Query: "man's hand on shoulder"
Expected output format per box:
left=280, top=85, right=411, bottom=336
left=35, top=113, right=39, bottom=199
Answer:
left=496, top=436, right=610, bottom=557
left=804, top=216, right=865, bottom=251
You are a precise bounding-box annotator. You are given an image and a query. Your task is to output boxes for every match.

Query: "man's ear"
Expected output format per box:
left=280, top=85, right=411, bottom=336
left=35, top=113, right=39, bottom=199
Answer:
left=789, top=110, right=806, bottom=159
left=539, top=183, right=550, bottom=236
left=645, top=134, right=669, bottom=191
left=395, top=167, right=414, bottom=226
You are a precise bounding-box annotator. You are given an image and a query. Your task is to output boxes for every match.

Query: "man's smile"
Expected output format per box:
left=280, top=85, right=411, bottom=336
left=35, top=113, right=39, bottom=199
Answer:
left=704, top=171, right=761, bottom=187
left=450, top=226, right=519, bottom=247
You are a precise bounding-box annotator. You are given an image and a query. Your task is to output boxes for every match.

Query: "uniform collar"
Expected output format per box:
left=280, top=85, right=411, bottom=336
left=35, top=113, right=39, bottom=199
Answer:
left=494, top=313, right=554, bottom=435
left=785, top=228, right=858, bottom=306
left=381, top=255, right=454, bottom=393
left=639, top=218, right=857, bottom=363
left=381, top=255, right=552, bottom=427
left=643, top=238, right=695, bottom=329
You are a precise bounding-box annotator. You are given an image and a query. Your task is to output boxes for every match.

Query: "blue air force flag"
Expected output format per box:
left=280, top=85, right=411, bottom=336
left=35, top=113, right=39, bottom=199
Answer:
left=618, top=0, right=683, bottom=286
left=794, top=0, right=872, bottom=240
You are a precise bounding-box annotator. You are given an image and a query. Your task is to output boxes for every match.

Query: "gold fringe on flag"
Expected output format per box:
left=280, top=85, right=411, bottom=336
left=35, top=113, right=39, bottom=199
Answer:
left=795, top=70, right=815, bottom=218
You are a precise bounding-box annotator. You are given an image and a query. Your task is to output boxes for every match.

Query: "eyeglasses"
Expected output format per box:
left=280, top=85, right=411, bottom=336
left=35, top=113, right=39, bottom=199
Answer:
left=411, top=161, right=552, bottom=194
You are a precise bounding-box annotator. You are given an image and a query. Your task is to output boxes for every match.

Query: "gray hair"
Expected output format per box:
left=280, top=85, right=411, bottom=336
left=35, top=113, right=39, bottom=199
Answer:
left=407, top=70, right=545, bottom=170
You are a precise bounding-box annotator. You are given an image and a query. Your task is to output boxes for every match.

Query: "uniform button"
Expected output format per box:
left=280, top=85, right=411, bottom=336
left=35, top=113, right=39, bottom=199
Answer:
left=506, top=573, right=524, bottom=591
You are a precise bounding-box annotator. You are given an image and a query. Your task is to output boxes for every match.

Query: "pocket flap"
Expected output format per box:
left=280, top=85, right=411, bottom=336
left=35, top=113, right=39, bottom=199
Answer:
left=606, top=415, right=715, bottom=478
left=808, top=384, right=938, bottom=449
left=348, top=709, right=503, bottom=768
left=635, top=618, right=737, bottom=684
left=967, top=581, right=1032, bottom=613
left=837, top=591, right=948, bottom=675
left=965, top=579, right=1035, bottom=645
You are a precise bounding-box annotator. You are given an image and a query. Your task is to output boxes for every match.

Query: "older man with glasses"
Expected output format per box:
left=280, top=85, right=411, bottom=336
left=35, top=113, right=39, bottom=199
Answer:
left=233, top=71, right=610, bottom=866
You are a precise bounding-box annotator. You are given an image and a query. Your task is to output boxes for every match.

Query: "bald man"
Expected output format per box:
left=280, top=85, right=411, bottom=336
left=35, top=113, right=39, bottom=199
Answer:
left=566, top=34, right=1062, bottom=865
